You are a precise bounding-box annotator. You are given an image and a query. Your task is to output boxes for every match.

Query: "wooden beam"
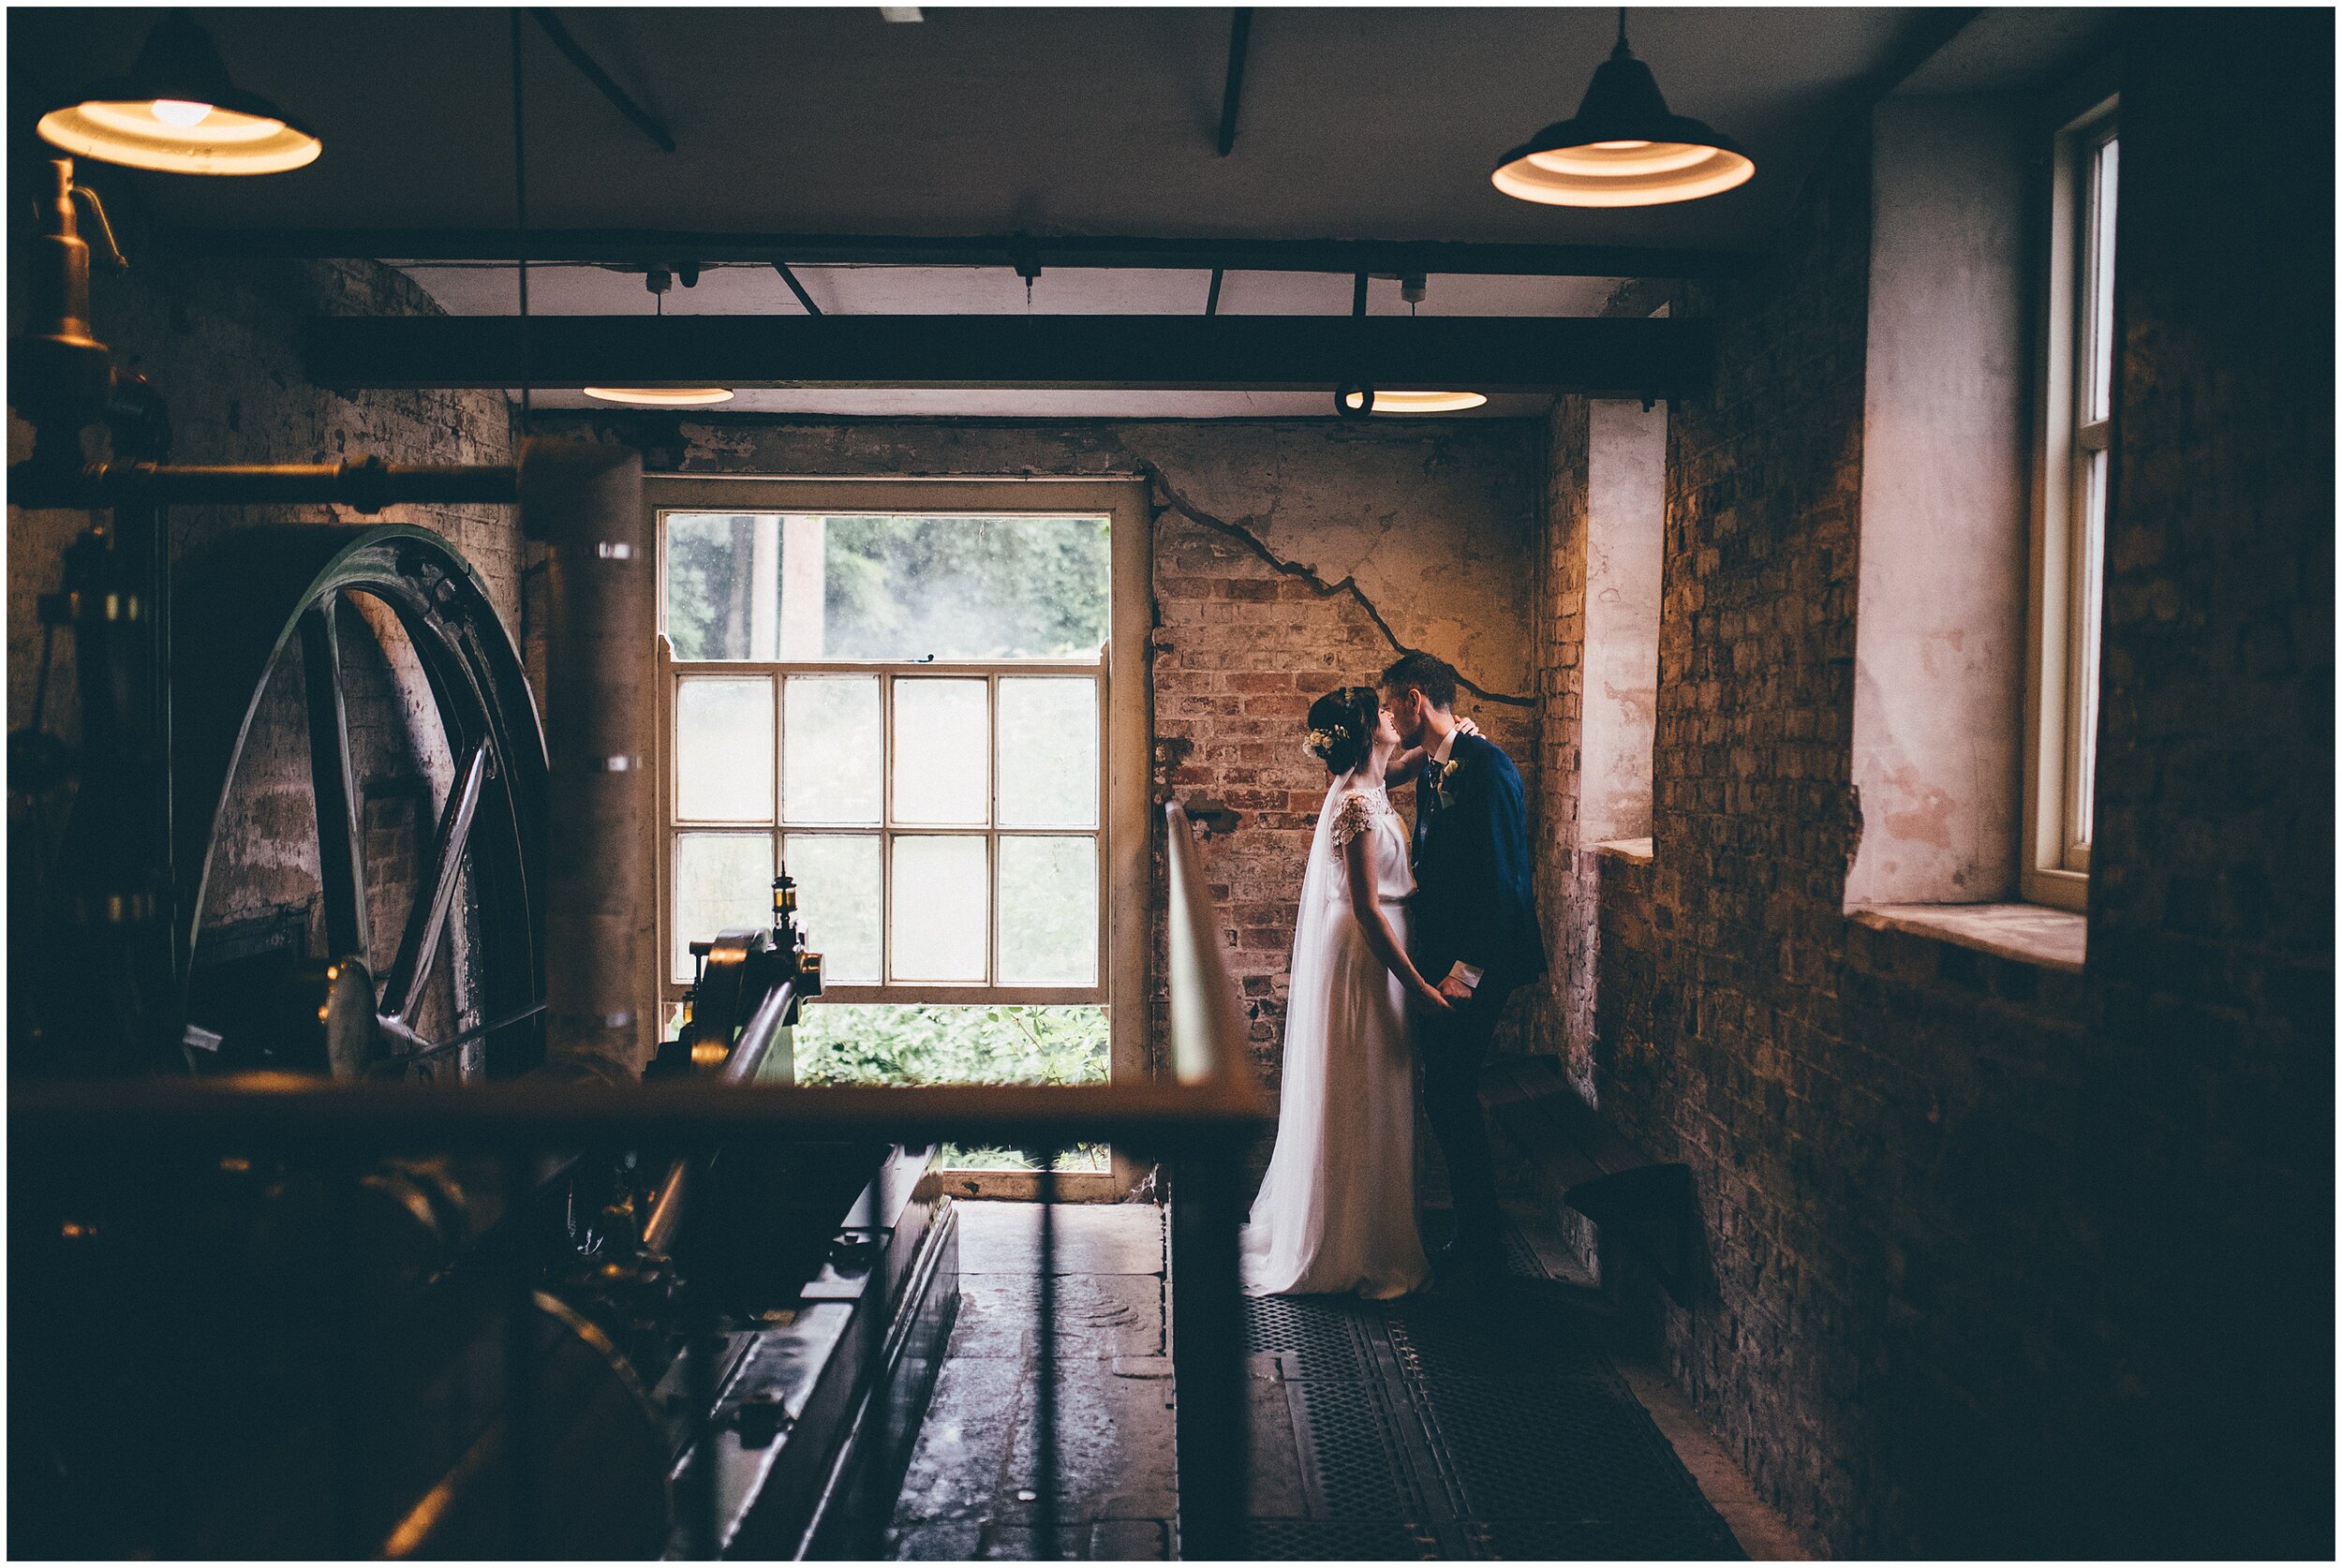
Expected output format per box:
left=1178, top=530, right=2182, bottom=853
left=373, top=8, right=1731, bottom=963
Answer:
left=301, top=314, right=1713, bottom=396
left=172, top=228, right=1761, bottom=279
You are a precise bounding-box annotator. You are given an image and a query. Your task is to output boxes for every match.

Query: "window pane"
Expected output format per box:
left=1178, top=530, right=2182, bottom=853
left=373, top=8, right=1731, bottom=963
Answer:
left=674, top=676, right=774, bottom=821
left=891, top=836, right=987, bottom=982
left=2087, top=137, right=2120, bottom=426
left=663, top=513, right=780, bottom=661
left=807, top=513, right=1110, bottom=661
left=999, top=836, right=1099, bottom=985
left=997, top=678, right=1099, bottom=828
left=672, top=832, right=773, bottom=983
left=784, top=834, right=882, bottom=985
left=893, top=679, right=989, bottom=824
left=2071, top=448, right=2109, bottom=851
left=784, top=675, right=881, bottom=823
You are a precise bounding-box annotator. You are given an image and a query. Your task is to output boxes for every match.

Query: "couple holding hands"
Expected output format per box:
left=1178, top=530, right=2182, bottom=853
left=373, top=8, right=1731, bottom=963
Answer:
left=1240, top=652, right=1545, bottom=1299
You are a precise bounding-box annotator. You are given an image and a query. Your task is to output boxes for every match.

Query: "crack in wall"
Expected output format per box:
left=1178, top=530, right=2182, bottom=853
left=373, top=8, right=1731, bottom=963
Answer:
left=1140, top=463, right=1535, bottom=707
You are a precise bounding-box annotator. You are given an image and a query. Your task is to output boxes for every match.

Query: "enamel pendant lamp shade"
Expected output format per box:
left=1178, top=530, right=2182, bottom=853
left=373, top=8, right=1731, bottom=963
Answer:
left=583, top=387, right=736, bottom=407
left=1342, top=391, right=1489, bottom=414
left=37, top=10, right=321, bottom=175
left=1492, top=16, right=1752, bottom=208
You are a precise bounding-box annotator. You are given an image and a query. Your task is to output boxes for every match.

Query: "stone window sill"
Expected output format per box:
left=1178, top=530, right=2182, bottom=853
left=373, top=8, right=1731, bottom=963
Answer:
left=1594, top=836, right=1654, bottom=865
left=1847, top=902, right=2085, bottom=973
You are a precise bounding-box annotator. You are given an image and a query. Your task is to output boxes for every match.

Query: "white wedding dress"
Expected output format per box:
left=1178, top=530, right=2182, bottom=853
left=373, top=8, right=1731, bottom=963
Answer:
left=1240, top=777, right=1430, bottom=1298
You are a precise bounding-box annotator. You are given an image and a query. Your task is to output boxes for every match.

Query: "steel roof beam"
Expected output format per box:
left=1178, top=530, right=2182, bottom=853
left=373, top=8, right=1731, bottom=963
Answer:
left=302, top=313, right=1713, bottom=397
left=173, top=229, right=1759, bottom=279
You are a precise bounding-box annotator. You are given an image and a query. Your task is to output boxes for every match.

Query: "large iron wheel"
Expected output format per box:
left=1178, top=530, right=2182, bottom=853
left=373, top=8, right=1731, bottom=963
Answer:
left=172, top=524, right=547, bottom=1079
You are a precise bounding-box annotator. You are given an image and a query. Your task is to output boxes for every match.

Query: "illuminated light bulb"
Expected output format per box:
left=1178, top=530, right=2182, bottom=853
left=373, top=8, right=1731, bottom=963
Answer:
left=583, top=387, right=737, bottom=407
left=150, top=98, right=214, bottom=126
left=1342, top=391, right=1490, bottom=414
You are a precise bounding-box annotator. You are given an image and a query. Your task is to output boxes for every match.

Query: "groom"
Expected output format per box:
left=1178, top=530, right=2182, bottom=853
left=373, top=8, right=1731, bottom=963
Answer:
left=1382, top=652, right=1546, bottom=1289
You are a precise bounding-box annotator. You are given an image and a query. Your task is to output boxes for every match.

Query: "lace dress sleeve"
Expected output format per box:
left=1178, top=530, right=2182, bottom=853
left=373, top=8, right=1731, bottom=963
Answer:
left=1327, top=791, right=1376, bottom=850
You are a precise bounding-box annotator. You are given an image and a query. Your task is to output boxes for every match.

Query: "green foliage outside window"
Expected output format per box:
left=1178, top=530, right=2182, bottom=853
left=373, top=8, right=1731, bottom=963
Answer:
left=793, top=1002, right=1108, bottom=1087
left=792, top=1002, right=1112, bottom=1172
left=664, top=512, right=1110, bottom=662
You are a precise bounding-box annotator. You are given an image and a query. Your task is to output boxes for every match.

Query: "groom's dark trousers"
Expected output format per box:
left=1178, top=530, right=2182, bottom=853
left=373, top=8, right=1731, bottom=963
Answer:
left=1407, top=730, right=1547, bottom=1255
left=1417, top=978, right=1514, bottom=1249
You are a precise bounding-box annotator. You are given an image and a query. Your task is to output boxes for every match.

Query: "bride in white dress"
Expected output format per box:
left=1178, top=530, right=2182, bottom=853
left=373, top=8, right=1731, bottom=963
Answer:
left=1241, top=686, right=1457, bottom=1298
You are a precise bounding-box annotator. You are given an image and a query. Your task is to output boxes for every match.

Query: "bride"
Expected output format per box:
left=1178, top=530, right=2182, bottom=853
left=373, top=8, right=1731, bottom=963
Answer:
left=1240, top=686, right=1458, bottom=1298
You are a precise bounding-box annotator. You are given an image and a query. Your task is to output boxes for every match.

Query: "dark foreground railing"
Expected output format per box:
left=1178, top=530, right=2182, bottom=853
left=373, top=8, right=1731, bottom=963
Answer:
left=10, top=801, right=1263, bottom=1561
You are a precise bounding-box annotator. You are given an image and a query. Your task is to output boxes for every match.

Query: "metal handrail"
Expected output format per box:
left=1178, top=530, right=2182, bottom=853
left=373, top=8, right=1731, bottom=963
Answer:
left=7, top=1074, right=1266, bottom=1150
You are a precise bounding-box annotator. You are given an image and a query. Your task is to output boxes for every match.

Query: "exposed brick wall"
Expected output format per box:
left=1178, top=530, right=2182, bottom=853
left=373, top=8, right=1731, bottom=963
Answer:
left=1529, top=395, right=1594, bottom=1096
left=2076, top=7, right=2333, bottom=1552
left=1549, top=16, right=2333, bottom=1558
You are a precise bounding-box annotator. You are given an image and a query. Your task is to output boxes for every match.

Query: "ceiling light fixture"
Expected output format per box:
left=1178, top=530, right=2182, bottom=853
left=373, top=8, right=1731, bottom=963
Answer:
left=37, top=9, right=322, bottom=175
left=584, top=266, right=734, bottom=407
left=583, top=387, right=736, bottom=407
left=1491, top=8, right=1752, bottom=208
left=1342, top=391, right=1490, bottom=414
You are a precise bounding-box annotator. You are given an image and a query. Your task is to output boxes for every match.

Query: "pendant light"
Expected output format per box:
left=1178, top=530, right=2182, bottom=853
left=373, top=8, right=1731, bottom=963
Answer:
left=37, top=10, right=321, bottom=175
left=1492, top=9, right=1752, bottom=208
left=583, top=387, right=736, bottom=407
left=584, top=267, right=734, bottom=407
left=1341, top=391, right=1490, bottom=414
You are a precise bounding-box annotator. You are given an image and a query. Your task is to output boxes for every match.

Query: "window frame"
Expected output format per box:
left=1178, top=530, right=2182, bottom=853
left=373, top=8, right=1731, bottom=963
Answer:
left=2021, top=84, right=2119, bottom=912
left=644, top=475, right=1154, bottom=1093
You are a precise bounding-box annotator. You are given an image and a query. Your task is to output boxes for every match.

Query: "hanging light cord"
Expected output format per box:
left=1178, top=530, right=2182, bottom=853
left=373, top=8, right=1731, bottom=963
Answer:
left=511, top=10, right=533, bottom=434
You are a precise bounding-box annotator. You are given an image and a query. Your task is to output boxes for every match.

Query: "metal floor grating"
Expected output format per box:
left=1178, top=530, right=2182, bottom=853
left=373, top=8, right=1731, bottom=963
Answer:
left=1238, top=1290, right=1745, bottom=1561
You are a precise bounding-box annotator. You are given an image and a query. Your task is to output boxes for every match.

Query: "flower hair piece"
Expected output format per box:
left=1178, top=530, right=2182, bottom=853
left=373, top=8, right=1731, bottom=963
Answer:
left=1303, top=723, right=1349, bottom=762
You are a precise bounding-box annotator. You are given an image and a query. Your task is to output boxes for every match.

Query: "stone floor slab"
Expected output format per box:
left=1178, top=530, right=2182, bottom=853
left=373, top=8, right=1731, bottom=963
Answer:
left=956, top=1201, right=1165, bottom=1276
left=950, top=1271, right=1165, bottom=1360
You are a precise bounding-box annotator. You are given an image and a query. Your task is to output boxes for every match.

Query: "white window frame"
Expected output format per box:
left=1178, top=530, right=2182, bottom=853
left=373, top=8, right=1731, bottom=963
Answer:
left=645, top=476, right=1154, bottom=1095
left=2022, top=87, right=2119, bottom=912
left=659, top=657, right=1109, bottom=1006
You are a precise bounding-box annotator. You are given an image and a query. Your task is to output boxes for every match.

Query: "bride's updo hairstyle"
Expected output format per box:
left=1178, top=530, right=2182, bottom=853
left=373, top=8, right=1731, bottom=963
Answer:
left=1303, top=686, right=1380, bottom=775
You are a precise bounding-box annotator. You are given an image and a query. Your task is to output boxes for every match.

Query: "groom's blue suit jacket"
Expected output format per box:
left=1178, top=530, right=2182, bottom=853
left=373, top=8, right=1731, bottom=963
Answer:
left=1408, top=731, right=1548, bottom=993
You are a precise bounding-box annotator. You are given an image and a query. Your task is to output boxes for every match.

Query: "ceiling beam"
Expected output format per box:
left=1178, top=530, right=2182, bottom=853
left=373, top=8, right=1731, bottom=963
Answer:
left=170, top=228, right=1760, bottom=279
left=302, top=314, right=1713, bottom=397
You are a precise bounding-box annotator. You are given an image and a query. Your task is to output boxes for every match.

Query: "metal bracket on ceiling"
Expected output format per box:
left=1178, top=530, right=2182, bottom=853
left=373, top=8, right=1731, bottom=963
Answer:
left=530, top=9, right=676, bottom=155
left=1216, top=8, right=1254, bottom=157
left=771, top=262, right=823, bottom=316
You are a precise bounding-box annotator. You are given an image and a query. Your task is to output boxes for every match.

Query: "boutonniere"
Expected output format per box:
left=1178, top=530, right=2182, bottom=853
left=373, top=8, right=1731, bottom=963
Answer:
left=1430, top=757, right=1463, bottom=810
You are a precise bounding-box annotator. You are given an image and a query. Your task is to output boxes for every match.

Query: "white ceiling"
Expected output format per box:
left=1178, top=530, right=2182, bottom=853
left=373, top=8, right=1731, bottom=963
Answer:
left=398, top=264, right=1621, bottom=318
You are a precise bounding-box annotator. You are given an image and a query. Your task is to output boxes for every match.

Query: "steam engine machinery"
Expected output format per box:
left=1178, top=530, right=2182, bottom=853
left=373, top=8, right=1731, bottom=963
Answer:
left=8, top=158, right=956, bottom=1558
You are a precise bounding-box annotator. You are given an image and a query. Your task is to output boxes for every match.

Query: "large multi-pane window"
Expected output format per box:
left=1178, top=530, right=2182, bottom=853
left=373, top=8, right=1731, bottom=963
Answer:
left=659, top=507, right=1112, bottom=1006
left=2024, top=96, right=2117, bottom=910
